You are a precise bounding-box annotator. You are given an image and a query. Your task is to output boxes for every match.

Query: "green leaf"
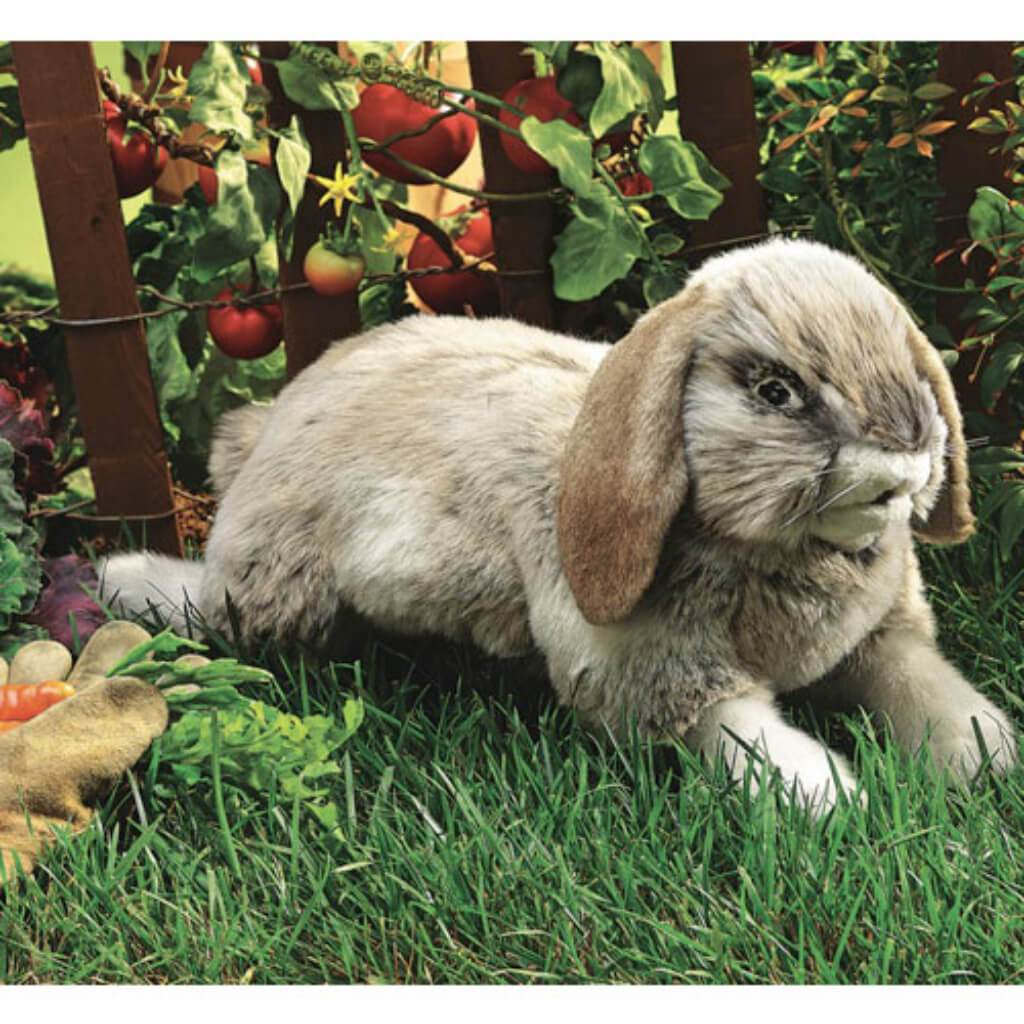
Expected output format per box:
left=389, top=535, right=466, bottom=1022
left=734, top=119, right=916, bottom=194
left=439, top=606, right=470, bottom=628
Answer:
left=638, top=135, right=728, bottom=221
left=759, top=164, right=810, bottom=195
left=274, top=116, right=312, bottom=219
left=527, top=41, right=575, bottom=69
left=123, top=42, right=164, bottom=66
left=0, top=438, right=41, bottom=629
left=969, top=446, right=1024, bottom=477
left=652, top=232, right=685, bottom=256
left=913, top=82, right=956, bottom=102
left=967, top=186, right=1024, bottom=254
left=519, top=116, right=594, bottom=195
left=556, top=49, right=603, bottom=120
left=621, top=46, right=665, bottom=131
left=980, top=341, right=1024, bottom=408
left=589, top=42, right=648, bottom=140
left=192, top=151, right=275, bottom=281
left=642, top=267, right=683, bottom=308
left=550, top=189, right=645, bottom=301
left=870, top=84, right=909, bottom=104
left=187, top=42, right=254, bottom=140
left=351, top=206, right=397, bottom=275
left=276, top=48, right=359, bottom=112
left=144, top=309, right=196, bottom=443
left=996, top=482, right=1024, bottom=560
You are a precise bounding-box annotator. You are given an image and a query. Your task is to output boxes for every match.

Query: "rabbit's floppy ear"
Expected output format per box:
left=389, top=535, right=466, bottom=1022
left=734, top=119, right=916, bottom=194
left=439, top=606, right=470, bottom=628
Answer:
left=905, top=325, right=975, bottom=544
left=557, top=286, right=705, bottom=625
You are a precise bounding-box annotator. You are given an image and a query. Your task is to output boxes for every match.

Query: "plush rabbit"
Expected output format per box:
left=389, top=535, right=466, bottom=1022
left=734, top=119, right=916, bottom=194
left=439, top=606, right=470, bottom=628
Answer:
left=102, top=238, right=1018, bottom=810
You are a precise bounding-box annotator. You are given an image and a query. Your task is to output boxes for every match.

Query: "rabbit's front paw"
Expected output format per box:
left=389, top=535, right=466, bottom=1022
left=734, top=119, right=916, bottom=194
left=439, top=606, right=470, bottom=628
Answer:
left=928, top=702, right=1019, bottom=778
left=762, top=737, right=862, bottom=814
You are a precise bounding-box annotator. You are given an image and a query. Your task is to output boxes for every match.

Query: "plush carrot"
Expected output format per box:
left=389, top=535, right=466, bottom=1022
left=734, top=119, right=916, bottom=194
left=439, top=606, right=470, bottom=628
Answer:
left=0, top=681, right=76, bottom=722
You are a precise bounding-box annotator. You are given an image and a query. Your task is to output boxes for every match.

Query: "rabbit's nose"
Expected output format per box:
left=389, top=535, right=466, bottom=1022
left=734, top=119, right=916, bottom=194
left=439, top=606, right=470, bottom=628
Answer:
left=827, top=442, right=930, bottom=508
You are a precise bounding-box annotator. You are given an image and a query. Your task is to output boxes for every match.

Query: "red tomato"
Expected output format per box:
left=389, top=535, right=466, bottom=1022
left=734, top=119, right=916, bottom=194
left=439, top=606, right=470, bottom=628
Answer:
left=207, top=287, right=284, bottom=359
left=243, top=55, right=263, bottom=86
left=407, top=206, right=499, bottom=316
left=102, top=100, right=168, bottom=198
left=303, top=243, right=365, bottom=296
left=498, top=77, right=583, bottom=175
left=616, top=172, right=653, bottom=197
left=197, top=164, right=218, bottom=205
left=352, top=84, right=477, bottom=185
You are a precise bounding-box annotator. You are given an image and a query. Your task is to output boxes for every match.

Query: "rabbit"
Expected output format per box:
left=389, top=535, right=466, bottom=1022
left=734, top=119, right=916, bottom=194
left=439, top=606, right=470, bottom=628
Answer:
left=101, top=237, right=1018, bottom=812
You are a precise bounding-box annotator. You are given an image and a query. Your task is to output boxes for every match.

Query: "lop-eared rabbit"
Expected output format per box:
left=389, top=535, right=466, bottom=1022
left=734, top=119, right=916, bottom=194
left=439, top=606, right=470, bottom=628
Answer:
left=104, top=239, right=1018, bottom=810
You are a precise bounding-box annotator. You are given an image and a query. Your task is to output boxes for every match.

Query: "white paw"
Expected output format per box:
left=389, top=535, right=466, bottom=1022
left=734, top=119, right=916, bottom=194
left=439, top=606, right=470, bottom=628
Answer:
left=756, top=739, right=862, bottom=814
left=689, top=693, right=861, bottom=816
left=928, top=703, right=1019, bottom=778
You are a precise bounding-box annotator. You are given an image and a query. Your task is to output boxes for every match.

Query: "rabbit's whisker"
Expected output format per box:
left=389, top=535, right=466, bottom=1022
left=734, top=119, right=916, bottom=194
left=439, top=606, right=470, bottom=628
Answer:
left=814, top=479, right=865, bottom=516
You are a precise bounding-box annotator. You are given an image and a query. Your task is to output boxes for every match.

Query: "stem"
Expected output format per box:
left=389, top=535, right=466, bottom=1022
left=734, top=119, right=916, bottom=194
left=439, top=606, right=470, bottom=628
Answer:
left=141, top=42, right=171, bottom=105
left=425, top=80, right=525, bottom=117
left=350, top=146, right=562, bottom=202
left=820, top=131, right=924, bottom=325
left=444, top=97, right=526, bottom=142
left=594, top=162, right=662, bottom=268
left=374, top=198, right=463, bottom=266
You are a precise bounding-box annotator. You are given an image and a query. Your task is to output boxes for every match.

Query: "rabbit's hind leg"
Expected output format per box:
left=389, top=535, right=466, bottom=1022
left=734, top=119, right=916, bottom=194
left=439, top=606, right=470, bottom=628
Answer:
left=199, top=521, right=343, bottom=652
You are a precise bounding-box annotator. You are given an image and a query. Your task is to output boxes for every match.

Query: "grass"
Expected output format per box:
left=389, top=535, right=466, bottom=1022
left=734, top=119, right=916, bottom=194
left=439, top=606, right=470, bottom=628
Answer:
left=0, top=534, right=1022, bottom=984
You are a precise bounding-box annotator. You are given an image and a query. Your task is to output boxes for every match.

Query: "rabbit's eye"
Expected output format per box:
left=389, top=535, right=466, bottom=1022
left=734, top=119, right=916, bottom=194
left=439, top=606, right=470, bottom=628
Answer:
left=755, top=377, right=800, bottom=409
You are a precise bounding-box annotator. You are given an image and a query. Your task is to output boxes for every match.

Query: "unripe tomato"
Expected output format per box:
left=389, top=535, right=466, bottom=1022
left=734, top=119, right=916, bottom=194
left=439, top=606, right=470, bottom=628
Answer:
left=407, top=206, right=498, bottom=316
left=102, top=100, right=168, bottom=198
left=197, top=164, right=218, bottom=205
left=207, top=287, right=284, bottom=359
left=352, top=84, right=477, bottom=185
left=303, top=243, right=365, bottom=296
left=498, top=77, right=583, bottom=175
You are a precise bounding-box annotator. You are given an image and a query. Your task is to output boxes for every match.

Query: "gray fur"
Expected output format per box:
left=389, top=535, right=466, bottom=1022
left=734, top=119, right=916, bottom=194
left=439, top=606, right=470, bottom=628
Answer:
left=103, top=239, right=1017, bottom=807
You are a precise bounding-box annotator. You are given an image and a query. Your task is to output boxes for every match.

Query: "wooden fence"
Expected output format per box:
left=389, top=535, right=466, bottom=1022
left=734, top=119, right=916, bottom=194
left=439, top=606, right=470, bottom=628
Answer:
left=9, top=41, right=1016, bottom=555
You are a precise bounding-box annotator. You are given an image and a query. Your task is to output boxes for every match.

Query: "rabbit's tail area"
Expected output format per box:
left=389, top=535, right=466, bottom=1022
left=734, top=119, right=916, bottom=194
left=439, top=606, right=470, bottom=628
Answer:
left=98, top=552, right=206, bottom=635
left=207, top=403, right=273, bottom=497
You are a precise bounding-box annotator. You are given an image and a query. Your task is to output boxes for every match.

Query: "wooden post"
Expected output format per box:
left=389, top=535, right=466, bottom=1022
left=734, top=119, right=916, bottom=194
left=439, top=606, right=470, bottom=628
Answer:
left=670, top=42, right=767, bottom=254
left=13, top=42, right=182, bottom=555
left=466, top=42, right=558, bottom=329
left=260, top=43, right=361, bottom=380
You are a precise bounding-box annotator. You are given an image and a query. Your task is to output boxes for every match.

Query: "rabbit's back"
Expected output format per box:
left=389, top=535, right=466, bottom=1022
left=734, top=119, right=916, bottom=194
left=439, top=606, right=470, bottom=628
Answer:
left=200, top=315, right=606, bottom=652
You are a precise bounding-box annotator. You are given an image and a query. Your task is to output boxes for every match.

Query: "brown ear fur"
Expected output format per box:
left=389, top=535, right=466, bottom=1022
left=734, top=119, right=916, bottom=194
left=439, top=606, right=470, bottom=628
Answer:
left=557, top=288, right=704, bottom=624
left=905, top=326, right=975, bottom=544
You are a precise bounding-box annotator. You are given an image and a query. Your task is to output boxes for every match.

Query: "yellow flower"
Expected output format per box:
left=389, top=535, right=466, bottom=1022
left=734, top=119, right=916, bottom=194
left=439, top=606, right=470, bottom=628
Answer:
left=161, top=65, right=191, bottom=105
left=310, top=162, right=362, bottom=218
left=371, top=226, right=402, bottom=253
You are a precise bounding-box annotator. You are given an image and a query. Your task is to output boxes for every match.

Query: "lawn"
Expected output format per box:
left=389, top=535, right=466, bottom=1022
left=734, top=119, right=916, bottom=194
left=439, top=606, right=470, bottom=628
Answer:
left=0, top=533, right=1021, bottom=985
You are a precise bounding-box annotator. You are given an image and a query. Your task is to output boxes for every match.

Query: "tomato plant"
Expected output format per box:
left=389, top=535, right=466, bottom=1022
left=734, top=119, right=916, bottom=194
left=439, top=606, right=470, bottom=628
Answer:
left=407, top=206, right=498, bottom=316
left=352, top=84, right=477, bottom=184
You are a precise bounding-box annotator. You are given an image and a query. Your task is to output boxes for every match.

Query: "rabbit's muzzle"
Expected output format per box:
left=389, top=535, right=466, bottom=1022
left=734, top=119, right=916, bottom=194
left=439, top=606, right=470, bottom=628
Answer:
left=809, top=441, right=932, bottom=551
